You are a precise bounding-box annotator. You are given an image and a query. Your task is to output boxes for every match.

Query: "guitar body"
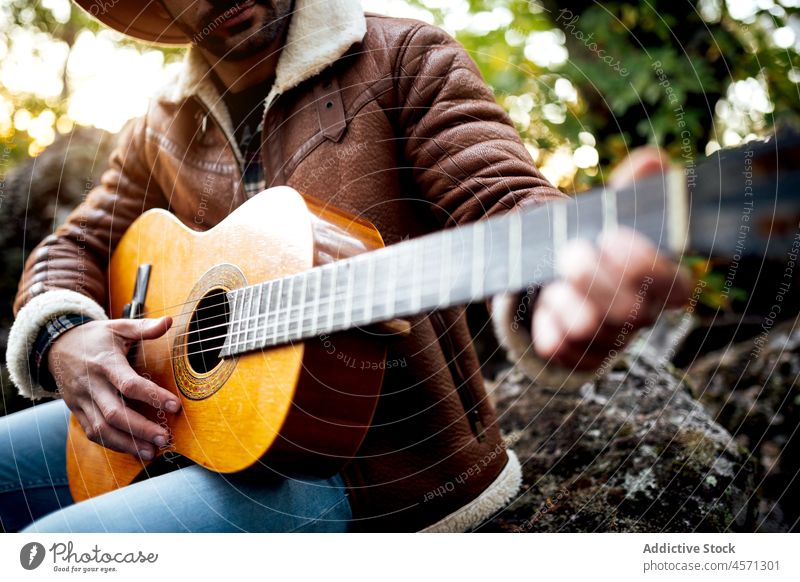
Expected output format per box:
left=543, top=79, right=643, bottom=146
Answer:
left=67, top=187, right=387, bottom=502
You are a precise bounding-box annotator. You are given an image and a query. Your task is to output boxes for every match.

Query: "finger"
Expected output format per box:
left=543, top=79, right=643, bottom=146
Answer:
left=538, top=281, right=600, bottom=343
left=596, top=228, right=658, bottom=287
left=89, top=379, right=171, bottom=447
left=80, top=400, right=156, bottom=460
left=599, top=228, right=693, bottom=316
left=532, top=298, right=565, bottom=359
left=533, top=305, right=610, bottom=371
left=556, top=239, right=638, bottom=324
left=608, top=146, right=670, bottom=189
left=103, top=351, right=181, bottom=414
left=110, top=316, right=173, bottom=342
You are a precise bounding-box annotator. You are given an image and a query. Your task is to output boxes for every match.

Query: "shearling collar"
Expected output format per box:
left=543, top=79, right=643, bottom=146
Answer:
left=156, top=0, right=367, bottom=165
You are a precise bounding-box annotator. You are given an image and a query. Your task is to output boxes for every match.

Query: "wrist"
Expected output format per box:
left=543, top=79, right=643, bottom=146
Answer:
left=32, top=314, right=94, bottom=392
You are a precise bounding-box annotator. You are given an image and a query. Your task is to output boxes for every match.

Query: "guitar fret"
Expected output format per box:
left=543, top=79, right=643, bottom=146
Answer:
left=227, top=290, right=242, bottom=353
left=295, top=273, right=307, bottom=341
left=410, top=241, right=423, bottom=313
left=438, top=231, right=451, bottom=306
left=254, top=283, right=264, bottom=345
left=310, top=268, right=323, bottom=336
left=234, top=289, right=246, bottom=351
left=508, top=210, right=522, bottom=290
left=283, top=277, right=294, bottom=343
left=471, top=220, right=485, bottom=299
left=247, top=286, right=257, bottom=349
left=385, top=250, right=398, bottom=320
left=343, top=263, right=354, bottom=330
left=270, top=278, right=283, bottom=345
left=246, top=285, right=258, bottom=349
left=260, top=281, right=273, bottom=345
left=326, top=264, right=338, bottom=331
left=553, top=202, right=567, bottom=250
left=602, top=187, right=618, bottom=233
left=363, top=257, right=375, bottom=323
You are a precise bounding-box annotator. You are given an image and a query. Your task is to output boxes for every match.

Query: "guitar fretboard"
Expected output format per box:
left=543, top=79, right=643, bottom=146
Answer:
left=219, top=170, right=687, bottom=357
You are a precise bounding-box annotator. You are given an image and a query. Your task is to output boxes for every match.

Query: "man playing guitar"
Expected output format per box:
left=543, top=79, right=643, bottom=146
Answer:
left=1, top=0, right=689, bottom=532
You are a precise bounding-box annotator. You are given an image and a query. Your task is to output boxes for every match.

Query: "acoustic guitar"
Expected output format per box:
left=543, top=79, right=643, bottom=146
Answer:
left=66, top=137, right=800, bottom=502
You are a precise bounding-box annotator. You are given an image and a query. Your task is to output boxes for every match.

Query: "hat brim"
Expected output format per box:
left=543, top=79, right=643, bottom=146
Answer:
left=74, top=0, right=191, bottom=45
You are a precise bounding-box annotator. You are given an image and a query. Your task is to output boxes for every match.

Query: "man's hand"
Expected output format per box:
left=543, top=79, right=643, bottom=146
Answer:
left=531, top=147, right=693, bottom=370
left=47, top=317, right=181, bottom=460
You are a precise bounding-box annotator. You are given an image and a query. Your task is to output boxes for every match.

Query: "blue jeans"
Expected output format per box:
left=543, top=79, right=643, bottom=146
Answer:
left=0, top=400, right=351, bottom=532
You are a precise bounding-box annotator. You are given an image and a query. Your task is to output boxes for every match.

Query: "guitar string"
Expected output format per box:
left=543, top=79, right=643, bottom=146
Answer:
left=135, top=227, right=506, bottom=336
left=131, top=211, right=668, bottom=367
left=164, top=204, right=662, bottom=342
left=157, top=220, right=571, bottom=347
left=126, top=202, right=666, bottom=365
left=140, top=261, right=502, bottom=366
left=166, top=247, right=482, bottom=342
left=112, top=189, right=640, bottom=321
left=141, top=215, right=664, bottom=367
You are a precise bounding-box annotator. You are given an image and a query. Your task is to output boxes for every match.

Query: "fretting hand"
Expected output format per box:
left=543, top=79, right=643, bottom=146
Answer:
left=531, top=147, right=693, bottom=370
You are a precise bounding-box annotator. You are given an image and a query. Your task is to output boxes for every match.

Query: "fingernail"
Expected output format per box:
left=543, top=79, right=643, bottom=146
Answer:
left=139, top=449, right=153, bottom=461
left=154, top=435, right=167, bottom=447
left=165, top=400, right=179, bottom=413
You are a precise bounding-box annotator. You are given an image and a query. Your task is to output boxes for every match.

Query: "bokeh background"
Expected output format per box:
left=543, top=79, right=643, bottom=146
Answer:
left=1, top=0, right=799, bottom=531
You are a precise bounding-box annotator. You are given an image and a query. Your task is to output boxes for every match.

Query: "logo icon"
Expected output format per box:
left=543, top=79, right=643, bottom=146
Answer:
left=20, top=542, right=46, bottom=570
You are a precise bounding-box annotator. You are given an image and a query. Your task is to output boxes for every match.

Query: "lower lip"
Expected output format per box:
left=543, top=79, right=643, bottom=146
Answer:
left=216, top=2, right=256, bottom=30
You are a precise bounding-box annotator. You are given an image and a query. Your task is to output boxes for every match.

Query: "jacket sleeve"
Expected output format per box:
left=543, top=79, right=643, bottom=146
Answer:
left=394, top=23, right=593, bottom=388
left=7, top=115, right=168, bottom=400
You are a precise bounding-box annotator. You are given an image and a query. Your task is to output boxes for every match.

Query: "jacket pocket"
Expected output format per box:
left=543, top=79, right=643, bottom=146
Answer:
left=430, top=311, right=486, bottom=442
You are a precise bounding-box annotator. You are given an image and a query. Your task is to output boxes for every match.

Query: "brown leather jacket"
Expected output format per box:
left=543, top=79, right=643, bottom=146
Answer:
left=9, top=8, right=563, bottom=531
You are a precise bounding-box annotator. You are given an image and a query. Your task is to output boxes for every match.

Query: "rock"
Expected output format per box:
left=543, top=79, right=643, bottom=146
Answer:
left=688, top=316, right=800, bottom=532
left=480, top=322, right=757, bottom=532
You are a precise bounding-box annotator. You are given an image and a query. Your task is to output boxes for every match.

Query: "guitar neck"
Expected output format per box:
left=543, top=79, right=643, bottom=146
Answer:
left=219, top=169, right=687, bottom=357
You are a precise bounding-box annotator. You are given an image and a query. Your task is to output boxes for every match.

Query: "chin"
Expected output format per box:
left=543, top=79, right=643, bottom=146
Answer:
left=203, top=17, right=285, bottom=61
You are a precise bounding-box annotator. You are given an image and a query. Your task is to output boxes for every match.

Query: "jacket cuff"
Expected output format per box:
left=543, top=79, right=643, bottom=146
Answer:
left=7, top=290, right=108, bottom=400
left=420, top=449, right=522, bottom=532
left=491, top=292, right=601, bottom=389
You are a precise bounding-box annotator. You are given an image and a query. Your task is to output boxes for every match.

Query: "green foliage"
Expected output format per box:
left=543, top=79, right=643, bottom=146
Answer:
left=409, top=0, right=799, bottom=189
left=1, top=0, right=798, bottom=186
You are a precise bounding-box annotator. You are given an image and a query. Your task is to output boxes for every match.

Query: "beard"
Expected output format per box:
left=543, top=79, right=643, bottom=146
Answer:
left=175, top=0, right=295, bottom=62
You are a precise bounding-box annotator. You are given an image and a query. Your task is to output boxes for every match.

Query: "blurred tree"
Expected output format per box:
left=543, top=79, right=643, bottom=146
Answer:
left=409, top=0, right=799, bottom=190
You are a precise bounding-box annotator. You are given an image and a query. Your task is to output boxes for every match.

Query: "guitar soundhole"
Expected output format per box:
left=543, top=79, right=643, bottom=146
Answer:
left=186, top=289, right=229, bottom=375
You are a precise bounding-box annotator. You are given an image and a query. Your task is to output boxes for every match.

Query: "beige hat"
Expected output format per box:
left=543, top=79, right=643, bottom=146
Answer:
left=74, top=1, right=190, bottom=45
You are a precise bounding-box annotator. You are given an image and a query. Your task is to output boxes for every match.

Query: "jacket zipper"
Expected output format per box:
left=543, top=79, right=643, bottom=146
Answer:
left=431, top=311, right=486, bottom=442
left=194, top=90, right=283, bottom=182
